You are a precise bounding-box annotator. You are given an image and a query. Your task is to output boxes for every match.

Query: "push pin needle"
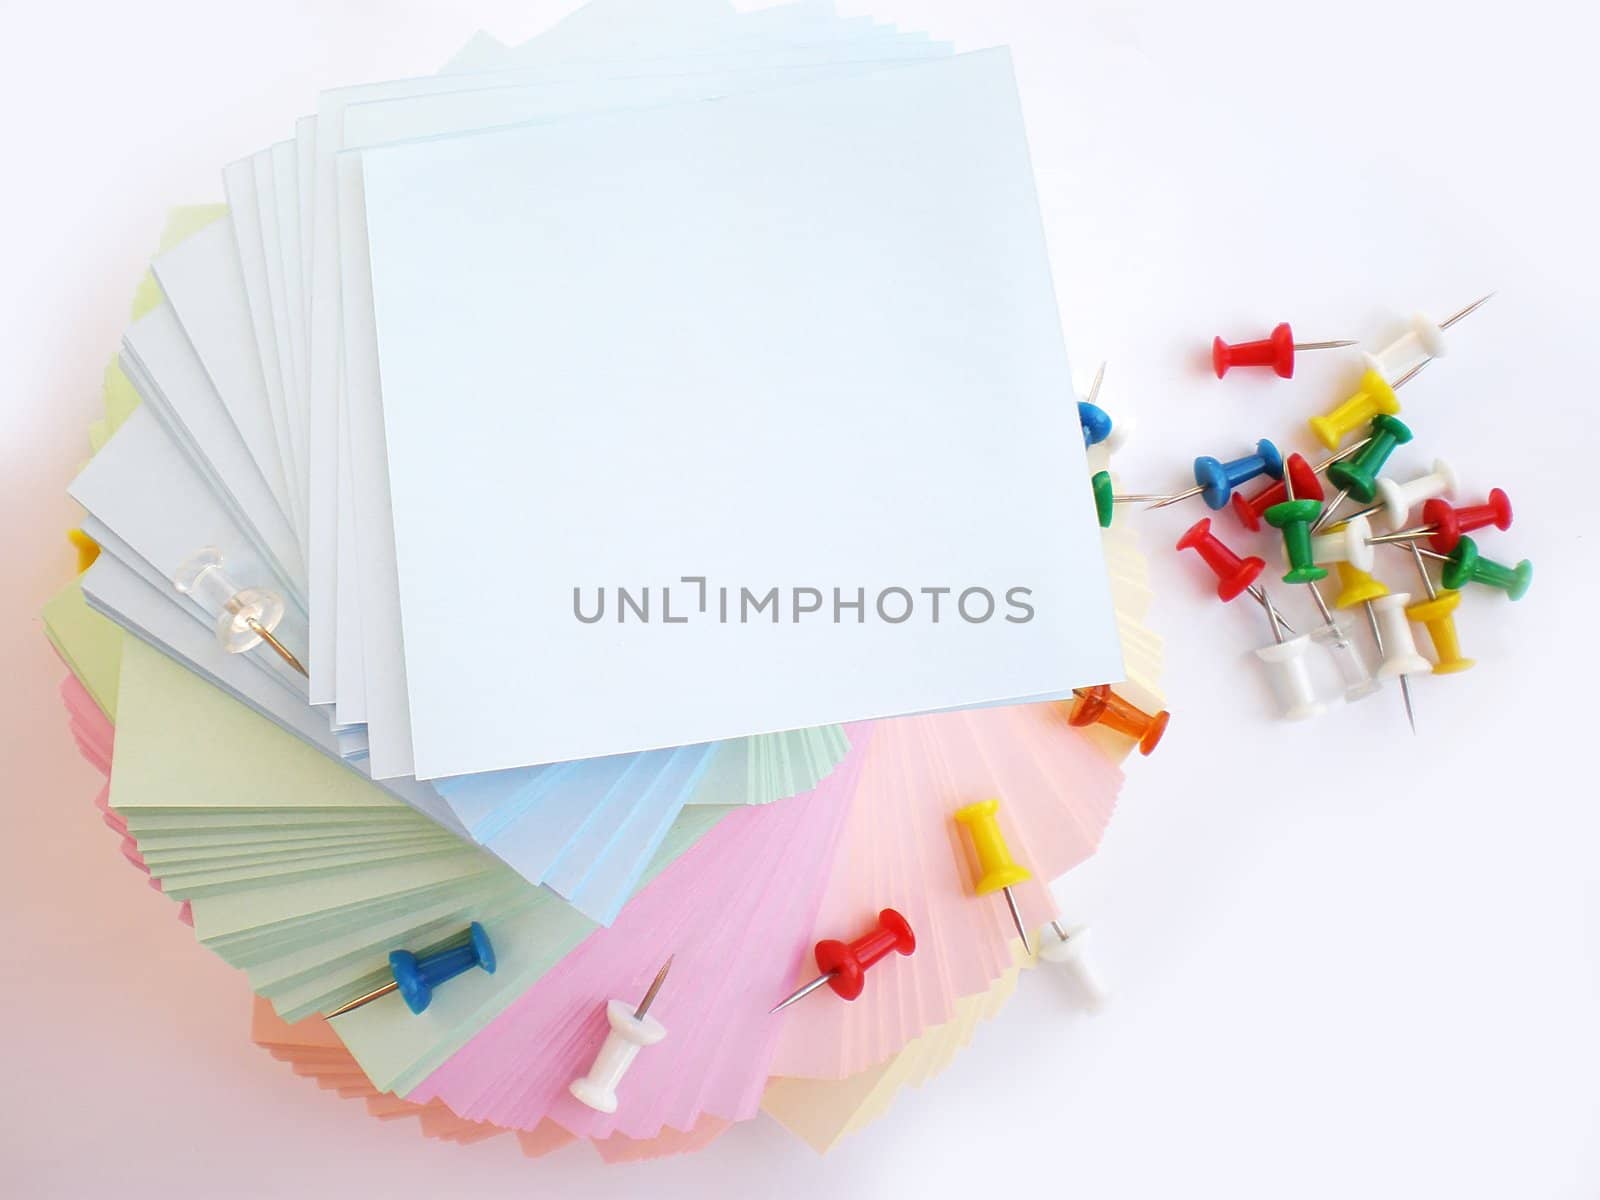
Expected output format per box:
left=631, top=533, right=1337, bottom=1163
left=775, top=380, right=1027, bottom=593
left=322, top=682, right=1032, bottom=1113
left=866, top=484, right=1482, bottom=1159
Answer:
left=770, top=909, right=916, bottom=1014
left=246, top=617, right=308, bottom=677
left=770, top=970, right=835, bottom=1014
left=634, top=955, right=673, bottom=1021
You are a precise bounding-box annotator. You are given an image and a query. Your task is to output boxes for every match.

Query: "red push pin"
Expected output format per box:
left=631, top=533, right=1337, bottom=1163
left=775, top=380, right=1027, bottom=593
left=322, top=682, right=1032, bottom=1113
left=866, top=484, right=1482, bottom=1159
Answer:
left=1367, top=489, right=1513, bottom=553
left=1212, top=323, right=1357, bottom=379
left=1068, top=686, right=1170, bottom=756
left=1230, top=452, right=1326, bottom=532
left=1175, top=518, right=1293, bottom=635
left=770, top=908, right=916, bottom=1014
left=1176, top=518, right=1264, bottom=601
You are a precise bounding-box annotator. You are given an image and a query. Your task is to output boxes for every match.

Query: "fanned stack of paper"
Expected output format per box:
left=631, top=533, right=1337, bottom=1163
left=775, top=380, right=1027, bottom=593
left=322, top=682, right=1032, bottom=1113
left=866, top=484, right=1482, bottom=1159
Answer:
left=47, top=0, right=1166, bottom=1165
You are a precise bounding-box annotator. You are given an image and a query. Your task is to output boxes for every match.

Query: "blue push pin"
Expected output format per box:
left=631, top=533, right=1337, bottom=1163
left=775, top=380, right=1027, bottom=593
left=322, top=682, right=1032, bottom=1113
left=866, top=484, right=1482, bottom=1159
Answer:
left=1079, top=401, right=1112, bottom=447
left=1077, top=361, right=1112, bottom=447
left=1151, top=438, right=1283, bottom=511
left=325, top=922, right=496, bottom=1018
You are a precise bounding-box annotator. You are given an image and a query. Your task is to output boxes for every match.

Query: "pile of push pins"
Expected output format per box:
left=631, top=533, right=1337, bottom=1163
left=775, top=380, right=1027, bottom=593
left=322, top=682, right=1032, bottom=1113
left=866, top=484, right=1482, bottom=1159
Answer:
left=1083, top=294, right=1530, bottom=731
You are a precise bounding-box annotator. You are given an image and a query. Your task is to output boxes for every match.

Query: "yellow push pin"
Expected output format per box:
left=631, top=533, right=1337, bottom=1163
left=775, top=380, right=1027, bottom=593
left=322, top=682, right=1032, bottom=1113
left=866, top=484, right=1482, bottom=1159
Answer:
left=68, top=529, right=100, bottom=574
left=954, top=799, right=1033, bottom=956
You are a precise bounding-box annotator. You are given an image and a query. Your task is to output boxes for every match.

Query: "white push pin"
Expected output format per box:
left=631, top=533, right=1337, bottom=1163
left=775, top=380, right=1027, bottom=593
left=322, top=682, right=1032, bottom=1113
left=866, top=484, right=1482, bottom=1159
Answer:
left=1351, top=459, right=1458, bottom=533
left=568, top=956, right=672, bottom=1115
left=1102, top=411, right=1135, bottom=458
left=1311, top=619, right=1381, bottom=702
left=1038, top=922, right=1107, bottom=1010
left=1370, top=594, right=1434, bottom=681
left=172, top=547, right=305, bottom=676
left=1255, top=633, right=1327, bottom=721
left=1362, top=294, right=1494, bottom=381
left=1307, top=514, right=1375, bottom=572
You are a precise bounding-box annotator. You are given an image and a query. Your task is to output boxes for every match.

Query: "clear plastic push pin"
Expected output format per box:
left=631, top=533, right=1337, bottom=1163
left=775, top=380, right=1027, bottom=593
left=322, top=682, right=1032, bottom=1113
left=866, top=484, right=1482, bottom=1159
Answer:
left=172, top=548, right=305, bottom=676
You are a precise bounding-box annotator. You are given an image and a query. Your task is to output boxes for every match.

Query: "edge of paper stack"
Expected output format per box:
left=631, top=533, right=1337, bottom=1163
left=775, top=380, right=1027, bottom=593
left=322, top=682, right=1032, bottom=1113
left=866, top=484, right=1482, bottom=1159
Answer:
left=44, top=0, right=1167, bottom=1164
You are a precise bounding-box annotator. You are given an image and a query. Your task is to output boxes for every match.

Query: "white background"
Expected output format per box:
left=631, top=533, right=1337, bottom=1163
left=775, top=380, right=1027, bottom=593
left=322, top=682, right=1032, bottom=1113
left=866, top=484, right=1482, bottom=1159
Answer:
left=1, top=1, right=1597, bottom=1197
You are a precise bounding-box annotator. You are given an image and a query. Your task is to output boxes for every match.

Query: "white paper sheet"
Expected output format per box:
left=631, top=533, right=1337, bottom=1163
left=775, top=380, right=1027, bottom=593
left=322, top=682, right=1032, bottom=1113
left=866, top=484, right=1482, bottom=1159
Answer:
left=363, top=49, right=1124, bottom=778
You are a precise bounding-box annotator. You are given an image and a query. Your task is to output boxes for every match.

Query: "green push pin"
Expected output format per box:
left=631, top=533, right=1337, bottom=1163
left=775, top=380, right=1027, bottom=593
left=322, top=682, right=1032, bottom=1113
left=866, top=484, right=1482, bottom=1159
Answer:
left=1439, top=535, right=1533, bottom=600
left=1093, top=471, right=1115, bottom=528
left=1264, top=498, right=1328, bottom=584
left=1325, top=414, right=1414, bottom=504
left=1089, top=470, right=1168, bottom=528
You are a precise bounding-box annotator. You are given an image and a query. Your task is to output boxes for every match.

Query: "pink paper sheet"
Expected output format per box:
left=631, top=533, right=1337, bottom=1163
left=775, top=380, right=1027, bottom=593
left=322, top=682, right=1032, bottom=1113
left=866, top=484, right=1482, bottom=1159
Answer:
left=768, top=701, right=1123, bottom=1078
left=407, top=725, right=872, bottom=1139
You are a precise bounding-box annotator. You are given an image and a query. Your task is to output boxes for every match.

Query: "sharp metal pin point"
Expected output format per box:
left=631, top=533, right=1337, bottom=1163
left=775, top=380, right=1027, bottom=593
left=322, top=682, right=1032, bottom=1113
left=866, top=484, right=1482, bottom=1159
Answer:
left=770, top=909, right=916, bottom=1014
left=1371, top=593, right=1432, bottom=734
left=568, top=956, right=676, bottom=1114
left=1363, top=293, right=1496, bottom=381
left=1148, top=438, right=1283, bottom=510
left=955, top=799, right=1036, bottom=953
left=326, top=922, right=496, bottom=1019
left=1403, top=542, right=1475, bottom=674
left=173, top=547, right=307, bottom=678
left=1212, top=322, right=1358, bottom=378
left=1092, top=471, right=1179, bottom=527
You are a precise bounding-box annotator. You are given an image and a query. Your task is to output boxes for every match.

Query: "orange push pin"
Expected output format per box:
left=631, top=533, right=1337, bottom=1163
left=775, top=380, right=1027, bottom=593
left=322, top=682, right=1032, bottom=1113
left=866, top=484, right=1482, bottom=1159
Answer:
left=68, top=529, right=100, bottom=574
left=954, top=799, right=1033, bottom=955
left=1068, top=686, right=1170, bottom=756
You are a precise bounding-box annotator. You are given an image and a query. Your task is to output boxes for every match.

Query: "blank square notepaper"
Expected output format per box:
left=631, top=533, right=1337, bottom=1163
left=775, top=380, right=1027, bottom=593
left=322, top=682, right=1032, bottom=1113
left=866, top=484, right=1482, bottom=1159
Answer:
left=361, top=49, right=1123, bottom=779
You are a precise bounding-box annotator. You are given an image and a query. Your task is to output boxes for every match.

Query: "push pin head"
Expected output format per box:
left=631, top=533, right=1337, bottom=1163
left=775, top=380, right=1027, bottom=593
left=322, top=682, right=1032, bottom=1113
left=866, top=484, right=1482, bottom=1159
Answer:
left=1309, top=368, right=1403, bottom=451
left=1176, top=518, right=1264, bottom=602
left=1068, top=686, right=1170, bottom=755
left=1405, top=590, right=1475, bottom=674
left=815, top=909, right=916, bottom=1001
left=326, top=922, right=496, bottom=1019
left=1231, top=453, right=1324, bottom=532
left=1254, top=633, right=1327, bottom=721
left=1370, top=594, right=1434, bottom=679
left=1371, top=459, right=1458, bottom=532
left=1264, top=499, right=1328, bottom=584
left=1093, top=471, right=1115, bottom=528
left=955, top=799, right=1036, bottom=955
left=1039, top=922, right=1108, bottom=1010
left=1078, top=361, right=1110, bottom=447
left=1091, top=471, right=1170, bottom=526
left=1212, top=323, right=1356, bottom=379
left=1326, top=414, right=1414, bottom=503
left=1309, top=516, right=1376, bottom=573
left=1332, top=562, right=1389, bottom=609
left=770, top=909, right=916, bottom=1013
left=567, top=956, right=674, bottom=1115
left=68, top=529, right=100, bottom=574
left=1439, top=536, right=1533, bottom=600
left=1421, top=490, right=1512, bottom=553
left=173, top=548, right=286, bottom=654
left=1193, top=439, right=1283, bottom=509
left=1079, top=401, right=1113, bottom=448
